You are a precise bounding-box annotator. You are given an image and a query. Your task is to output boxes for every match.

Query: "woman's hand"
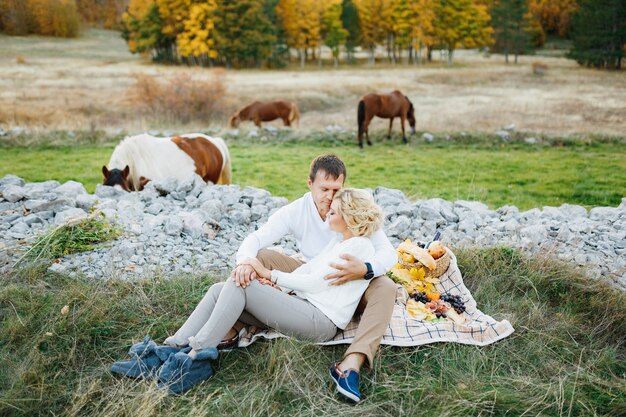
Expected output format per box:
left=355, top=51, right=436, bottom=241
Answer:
left=239, top=258, right=272, bottom=280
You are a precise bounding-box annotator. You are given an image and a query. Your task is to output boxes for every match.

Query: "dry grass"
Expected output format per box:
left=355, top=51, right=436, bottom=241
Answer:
left=0, top=29, right=625, bottom=134
left=127, top=70, right=229, bottom=125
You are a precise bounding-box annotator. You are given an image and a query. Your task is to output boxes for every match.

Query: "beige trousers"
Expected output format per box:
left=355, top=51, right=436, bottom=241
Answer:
left=257, top=249, right=397, bottom=367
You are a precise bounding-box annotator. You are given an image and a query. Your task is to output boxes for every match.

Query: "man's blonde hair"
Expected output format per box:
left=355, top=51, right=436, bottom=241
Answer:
left=333, top=188, right=383, bottom=237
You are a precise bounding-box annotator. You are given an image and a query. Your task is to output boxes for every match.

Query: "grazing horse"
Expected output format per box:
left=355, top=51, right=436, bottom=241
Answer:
left=229, top=100, right=300, bottom=128
left=102, top=133, right=231, bottom=191
left=357, top=90, right=416, bottom=148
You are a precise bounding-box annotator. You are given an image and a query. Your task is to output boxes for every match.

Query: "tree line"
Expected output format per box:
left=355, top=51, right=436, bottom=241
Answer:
left=0, top=0, right=623, bottom=69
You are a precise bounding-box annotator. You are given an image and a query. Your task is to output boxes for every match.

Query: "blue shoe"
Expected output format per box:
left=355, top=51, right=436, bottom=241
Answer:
left=157, top=348, right=218, bottom=394
left=110, top=336, right=184, bottom=379
left=329, top=363, right=361, bottom=403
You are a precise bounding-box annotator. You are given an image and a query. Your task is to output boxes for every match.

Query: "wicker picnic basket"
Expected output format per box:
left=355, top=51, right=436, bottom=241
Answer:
left=399, top=248, right=451, bottom=279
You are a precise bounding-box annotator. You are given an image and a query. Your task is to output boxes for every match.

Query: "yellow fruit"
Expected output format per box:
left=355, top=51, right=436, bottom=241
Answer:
left=426, top=291, right=440, bottom=301
left=409, top=267, right=426, bottom=280
left=401, top=253, right=415, bottom=263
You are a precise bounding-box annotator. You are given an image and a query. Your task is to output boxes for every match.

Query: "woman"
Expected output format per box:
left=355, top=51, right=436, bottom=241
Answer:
left=114, top=188, right=383, bottom=394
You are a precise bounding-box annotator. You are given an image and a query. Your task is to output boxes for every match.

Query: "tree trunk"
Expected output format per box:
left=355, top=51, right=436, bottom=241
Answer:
left=319, top=44, right=322, bottom=66
left=300, top=49, right=305, bottom=68
left=447, top=48, right=454, bottom=65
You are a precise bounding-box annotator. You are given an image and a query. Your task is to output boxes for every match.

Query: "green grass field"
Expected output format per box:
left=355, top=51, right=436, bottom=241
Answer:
left=1, top=130, right=625, bottom=210
left=1, top=248, right=624, bottom=416
left=1, top=131, right=625, bottom=416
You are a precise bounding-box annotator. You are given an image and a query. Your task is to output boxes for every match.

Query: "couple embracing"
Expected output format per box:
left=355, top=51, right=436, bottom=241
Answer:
left=112, top=154, right=397, bottom=403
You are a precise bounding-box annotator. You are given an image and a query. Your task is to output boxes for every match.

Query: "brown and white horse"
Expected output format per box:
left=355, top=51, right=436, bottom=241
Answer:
left=229, top=100, right=300, bottom=128
left=357, top=90, right=416, bottom=148
left=102, top=133, right=231, bottom=191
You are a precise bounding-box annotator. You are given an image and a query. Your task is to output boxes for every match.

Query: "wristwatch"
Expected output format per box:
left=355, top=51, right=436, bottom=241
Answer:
left=364, top=262, right=375, bottom=280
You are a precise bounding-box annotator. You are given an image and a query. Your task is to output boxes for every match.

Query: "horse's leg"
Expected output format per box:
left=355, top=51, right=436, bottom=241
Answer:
left=365, top=116, right=373, bottom=146
left=388, top=118, right=393, bottom=139
left=283, top=116, right=291, bottom=127
left=400, top=116, right=408, bottom=144
left=254, top=118, right=262, bottom=128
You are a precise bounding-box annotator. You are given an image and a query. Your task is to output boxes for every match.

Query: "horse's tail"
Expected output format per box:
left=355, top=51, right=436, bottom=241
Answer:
left=289, top=102, right=300, bottom=127
left=357, top=99, right=365, bottom=146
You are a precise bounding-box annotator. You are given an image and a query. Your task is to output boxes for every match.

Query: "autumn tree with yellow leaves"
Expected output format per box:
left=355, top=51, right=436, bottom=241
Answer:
left=276, top=0, right=322, bottom=67
left=433, top=0, right=493, bottom=64
left=353, top=0, right=388, bottom=63
left=176, top=1, right=218, bottom=65
left=0, top=0, right=80, bottom=37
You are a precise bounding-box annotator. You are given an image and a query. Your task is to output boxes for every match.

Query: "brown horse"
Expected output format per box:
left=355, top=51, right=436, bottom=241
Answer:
left=229, top=100, right=300, bottom=128
left=357, top=90, right=416, bottom=147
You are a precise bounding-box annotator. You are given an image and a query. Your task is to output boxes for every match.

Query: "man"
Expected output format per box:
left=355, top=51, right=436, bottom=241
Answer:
left=232, top=154, right=397, bottom=402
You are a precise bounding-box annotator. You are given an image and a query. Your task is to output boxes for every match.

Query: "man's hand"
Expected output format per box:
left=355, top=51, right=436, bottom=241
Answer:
left=231, top=264, right=258, bottom=288
left=324, top=254, right=368, bottom=286
left=239, top=257, right=272, bottom=280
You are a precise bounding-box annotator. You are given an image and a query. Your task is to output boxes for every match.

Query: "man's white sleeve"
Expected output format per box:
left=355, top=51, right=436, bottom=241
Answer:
left=367, top=229, right=397, bottom=277
left=235, top=205, right=292, bottom=264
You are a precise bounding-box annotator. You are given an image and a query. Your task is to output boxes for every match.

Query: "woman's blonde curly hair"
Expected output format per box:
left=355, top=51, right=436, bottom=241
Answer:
left=333, top=188, right=383, bottom=238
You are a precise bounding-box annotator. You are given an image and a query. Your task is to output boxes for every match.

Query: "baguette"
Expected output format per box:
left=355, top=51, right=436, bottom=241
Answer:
left=397, top=241, right=436, bottom=270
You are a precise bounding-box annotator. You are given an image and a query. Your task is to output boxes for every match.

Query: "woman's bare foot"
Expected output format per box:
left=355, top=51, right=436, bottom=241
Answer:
left=188, top=349, right=198, bottom=359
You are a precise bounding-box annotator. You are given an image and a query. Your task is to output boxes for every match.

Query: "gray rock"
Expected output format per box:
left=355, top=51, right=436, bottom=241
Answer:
left=0, top=174, right=25, bottom=187
left=590, top=207, right=620, bottom=222
left=76, top=194, right=97, bottom=211
left=199, top=200, right=224, bottom=222
left=164, top=216, right=184, bottom=236
left=387, top=215, right=412, bottom=238
left=96, top=184, right=126, bottom=199
left=1, top=185, right=25, bottom=202
left=418, top=204, right=442, bottom=221
left=181, top=210, right=207, bottom=238
left=496, top=130, right=510, bottom=140
left=422, top=132, right=434, bottom=142
left=147, top=202, right=165, bottom=215
left=559, top=204, right=587, bottom=218
left=22, top=214, right=44, bottom=226
left=27, top=198, right=74, bottom=213
left=10, top=222, right=30, bottom=235
left=56, top=181, right=87, bottom=196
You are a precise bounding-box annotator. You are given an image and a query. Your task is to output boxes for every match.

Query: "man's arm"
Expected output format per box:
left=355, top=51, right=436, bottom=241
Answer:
left=232, top=204, right=292, bottom=287
left=325, top=229, right=396, bottom=285
left=274, top=239, right=373, bottom=292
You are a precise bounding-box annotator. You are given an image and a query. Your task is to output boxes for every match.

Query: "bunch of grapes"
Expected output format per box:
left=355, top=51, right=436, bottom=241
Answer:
left=441, top=293, right=466, bottom=314
left=411, top=291, right=429, bottom=303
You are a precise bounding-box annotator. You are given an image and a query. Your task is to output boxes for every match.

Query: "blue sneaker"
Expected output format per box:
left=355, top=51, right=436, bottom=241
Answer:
left=110, top=336, right=184, bottom=379
left=329, top=364, right=361, bottom=403
left=157, top=348, right=218, bottom=395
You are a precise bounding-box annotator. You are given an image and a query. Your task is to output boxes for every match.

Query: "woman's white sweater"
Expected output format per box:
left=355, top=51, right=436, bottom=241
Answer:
left=271, top=235, right=375, bottom=329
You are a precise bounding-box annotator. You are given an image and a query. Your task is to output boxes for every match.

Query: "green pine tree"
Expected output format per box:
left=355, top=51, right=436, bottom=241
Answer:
left=491, top=0, right=533, bottom=63
left=215, top=0, right=277, bottom=68
left=323, top=1, right=349, bottom=66
left=568, top=0, right=626, bottom=69
left=122, top=2, right=177, bottom=63
left=341, top=0, right=361, bottom=63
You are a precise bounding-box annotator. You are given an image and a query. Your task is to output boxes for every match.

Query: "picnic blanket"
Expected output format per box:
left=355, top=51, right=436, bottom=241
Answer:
left=238, top=250, right=514, bottom=348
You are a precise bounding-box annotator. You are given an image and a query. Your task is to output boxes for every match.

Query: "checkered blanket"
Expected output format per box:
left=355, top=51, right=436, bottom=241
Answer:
left=238, top=250, right=514, bottom=348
